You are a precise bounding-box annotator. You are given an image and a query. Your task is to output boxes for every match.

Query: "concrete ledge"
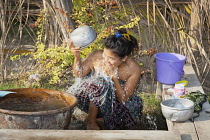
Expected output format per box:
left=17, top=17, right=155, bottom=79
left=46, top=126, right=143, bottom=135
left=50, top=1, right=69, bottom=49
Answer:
left=158, top=64, right=210, bottom=140
left=0, top=129, right=181, bottom=140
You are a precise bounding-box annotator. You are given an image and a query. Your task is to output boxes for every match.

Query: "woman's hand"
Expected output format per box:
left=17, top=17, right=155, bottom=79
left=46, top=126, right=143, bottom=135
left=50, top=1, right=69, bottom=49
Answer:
left=105, top=66, right=119, bottom=79
left=69, top=41, right=81, bottom=58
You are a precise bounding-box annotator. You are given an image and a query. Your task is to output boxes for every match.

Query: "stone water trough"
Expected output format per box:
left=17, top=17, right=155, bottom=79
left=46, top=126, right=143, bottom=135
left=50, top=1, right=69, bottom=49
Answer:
left=0, top=88, right=78, bottom=129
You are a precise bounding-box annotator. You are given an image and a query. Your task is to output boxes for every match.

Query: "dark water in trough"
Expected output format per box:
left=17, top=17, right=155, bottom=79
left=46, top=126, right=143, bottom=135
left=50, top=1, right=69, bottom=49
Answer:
left=0, top=92, right=70, bottom=112
left=0, top=88, right=78, bottom=129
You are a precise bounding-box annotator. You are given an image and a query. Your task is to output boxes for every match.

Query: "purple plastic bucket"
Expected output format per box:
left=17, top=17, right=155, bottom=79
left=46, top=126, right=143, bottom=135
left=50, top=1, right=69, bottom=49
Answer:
left=154, top=53, right=187, bottom=84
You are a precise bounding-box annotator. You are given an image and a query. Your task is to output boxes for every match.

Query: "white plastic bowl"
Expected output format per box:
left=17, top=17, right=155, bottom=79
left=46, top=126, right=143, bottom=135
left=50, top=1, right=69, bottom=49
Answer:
left=70, top=25, right=97, bottom=49
left=161, top=98, right=194, bottom=122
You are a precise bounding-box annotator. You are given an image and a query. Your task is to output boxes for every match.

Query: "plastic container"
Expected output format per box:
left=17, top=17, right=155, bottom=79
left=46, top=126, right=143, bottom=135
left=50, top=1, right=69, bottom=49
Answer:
left=154, top=52, right=187, bottom=84
left=174, top=84, right=186, bottom=97
left=161, top=98, right=194, bottom=122
left=175, top=80, right=188, bottom=86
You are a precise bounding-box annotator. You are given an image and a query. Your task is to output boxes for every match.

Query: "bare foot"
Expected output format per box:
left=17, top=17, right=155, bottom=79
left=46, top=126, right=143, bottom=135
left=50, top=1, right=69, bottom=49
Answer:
left=96, top=117, right=104, bottom=122
left=86, top=101, right=100, bottom=130
left=86, top=120, right=100, bottom=130
left=96, top=118, right=106, bottom=130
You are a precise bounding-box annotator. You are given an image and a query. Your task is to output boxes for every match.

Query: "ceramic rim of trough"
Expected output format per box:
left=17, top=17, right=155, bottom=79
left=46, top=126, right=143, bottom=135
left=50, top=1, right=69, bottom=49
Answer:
left=0, top=88, right=78, bottom=115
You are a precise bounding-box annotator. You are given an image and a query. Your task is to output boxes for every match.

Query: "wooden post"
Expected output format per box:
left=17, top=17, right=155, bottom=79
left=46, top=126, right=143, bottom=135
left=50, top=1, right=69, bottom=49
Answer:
left=156, top=81, right=162, bottom=99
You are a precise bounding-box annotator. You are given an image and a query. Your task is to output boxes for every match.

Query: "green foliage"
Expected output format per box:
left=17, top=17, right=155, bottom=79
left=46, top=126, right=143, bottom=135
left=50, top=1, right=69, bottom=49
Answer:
left=140, top=93, right=162, bottom=114
left=207, top=93, right=210, bottom=103
left=26, top=8, right=74, bottom=85
left=0, top=80, right=66, bottom=92
left=0, top=81, right=26, bottom=90
left=10, top=55, right=21, bottom=61
left=19, top=1, right=147, bottom=85
left=116, top=16, right=141, bottom=29
left=181, top=91, right=208, bottom=112
left=36, top=9, right=48, bottom=43
left=32, top=43, right=74, bottom=84
left=71, top=0, right=110, bottom=50
left=10, top=53, right=31, bottom=61
left=71, top=0, right=138, bottom=50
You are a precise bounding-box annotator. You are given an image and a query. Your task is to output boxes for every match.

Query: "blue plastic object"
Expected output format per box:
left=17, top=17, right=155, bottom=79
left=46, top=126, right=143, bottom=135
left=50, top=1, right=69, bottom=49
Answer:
left=154, top=52, right=187, bottom=84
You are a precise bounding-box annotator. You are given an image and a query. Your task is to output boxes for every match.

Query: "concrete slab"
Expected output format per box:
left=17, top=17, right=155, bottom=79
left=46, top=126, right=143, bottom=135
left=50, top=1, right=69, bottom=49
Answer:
left=0, top=129, right=181, bottom=140
left=159, top=64, right=210, bottom=140
left=183, top=64, right=205, bottom=94
left=194, top=111, right=210, bottom=140
left=166, top=120, right=198, bottom=140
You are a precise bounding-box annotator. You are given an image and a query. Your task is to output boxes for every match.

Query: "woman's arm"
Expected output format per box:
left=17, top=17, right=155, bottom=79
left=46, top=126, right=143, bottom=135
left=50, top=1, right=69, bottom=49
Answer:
left=111, top=63, right=141, bottom=103
left=70, top=42, right=93, bottom=77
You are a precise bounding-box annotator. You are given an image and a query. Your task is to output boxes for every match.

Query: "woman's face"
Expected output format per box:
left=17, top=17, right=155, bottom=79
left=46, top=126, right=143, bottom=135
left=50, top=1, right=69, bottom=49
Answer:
left=102, top=48, right=125, bottom=67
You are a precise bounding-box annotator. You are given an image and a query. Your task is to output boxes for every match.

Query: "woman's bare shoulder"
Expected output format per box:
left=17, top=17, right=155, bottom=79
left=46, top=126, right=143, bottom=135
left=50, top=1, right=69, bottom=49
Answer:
left=127, top=58, right=141, bottom=73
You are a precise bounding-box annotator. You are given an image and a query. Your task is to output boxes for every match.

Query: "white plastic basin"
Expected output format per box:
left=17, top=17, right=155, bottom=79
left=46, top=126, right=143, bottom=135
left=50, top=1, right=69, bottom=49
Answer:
left=161, top=98, right=194, bottom=122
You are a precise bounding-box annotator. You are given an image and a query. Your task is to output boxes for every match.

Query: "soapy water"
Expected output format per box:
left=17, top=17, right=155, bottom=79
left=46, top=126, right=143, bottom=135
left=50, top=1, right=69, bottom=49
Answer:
left=67, top=61, right=167, bottom=130
left=169, top=100, right=187, bottom=109
left=171, top=101, right=185, bottom=109
left=68, top=59, right=120, bottom=103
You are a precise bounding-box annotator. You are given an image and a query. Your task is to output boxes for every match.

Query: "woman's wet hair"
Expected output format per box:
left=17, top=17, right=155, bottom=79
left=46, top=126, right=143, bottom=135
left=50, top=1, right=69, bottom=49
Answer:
left=104, top=28, right=138, bottom=58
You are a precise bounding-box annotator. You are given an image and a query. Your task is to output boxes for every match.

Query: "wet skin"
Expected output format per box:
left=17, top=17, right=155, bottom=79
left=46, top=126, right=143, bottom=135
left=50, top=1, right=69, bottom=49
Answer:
left=70, top=42, right=141, bottom=130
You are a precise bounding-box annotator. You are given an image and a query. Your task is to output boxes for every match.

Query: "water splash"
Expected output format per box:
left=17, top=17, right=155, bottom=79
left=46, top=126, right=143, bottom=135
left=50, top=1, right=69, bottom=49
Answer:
left=145, top=113, right=158, bottom=130
left=66, top=61, right=166, bottom=130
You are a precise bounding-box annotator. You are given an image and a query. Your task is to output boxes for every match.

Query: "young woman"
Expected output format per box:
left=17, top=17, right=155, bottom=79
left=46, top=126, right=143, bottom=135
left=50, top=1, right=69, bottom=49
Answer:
left=68, top=28, right=143, bottom=130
